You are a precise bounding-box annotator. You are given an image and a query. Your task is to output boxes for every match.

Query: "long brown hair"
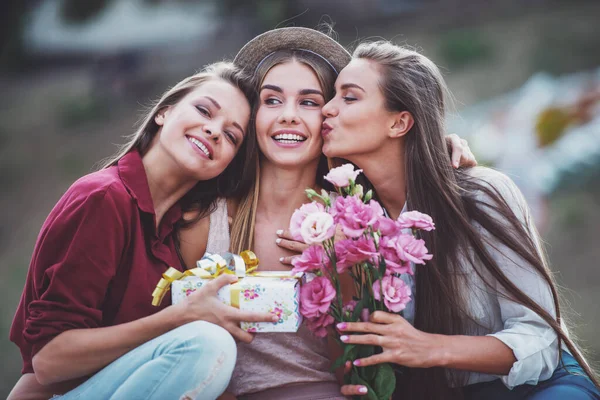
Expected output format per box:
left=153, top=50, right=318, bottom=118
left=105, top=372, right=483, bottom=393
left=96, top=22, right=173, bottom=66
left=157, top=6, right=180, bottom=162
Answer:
left=353, top=41, right=598, bottom=399
left=230, top=49, right=336, bottom=253
left=100, top=62, right=257, bottom=221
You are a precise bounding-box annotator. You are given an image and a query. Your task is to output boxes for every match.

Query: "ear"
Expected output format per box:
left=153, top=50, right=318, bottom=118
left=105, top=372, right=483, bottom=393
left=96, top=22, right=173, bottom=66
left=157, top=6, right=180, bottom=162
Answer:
left=154, top=107, right=170, bottom=126
left=389, top=111, right=414, bottom=138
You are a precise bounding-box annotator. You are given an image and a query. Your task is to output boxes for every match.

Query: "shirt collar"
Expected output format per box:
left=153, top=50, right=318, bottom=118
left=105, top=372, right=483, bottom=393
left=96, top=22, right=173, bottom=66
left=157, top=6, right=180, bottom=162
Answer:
left=118, top=150, right=183, bottom=239
left=118, top=150, right=155, bottom=215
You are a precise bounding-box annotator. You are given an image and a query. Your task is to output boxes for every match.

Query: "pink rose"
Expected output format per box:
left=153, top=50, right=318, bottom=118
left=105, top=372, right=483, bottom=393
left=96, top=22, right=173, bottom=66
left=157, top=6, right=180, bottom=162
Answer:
left=300, top=276, right=336, bottom=319
left=324, top=163, right=363, bottom=188
left=306, top=313, right=335, bottom=337
left=292, top=245, right=330, bottom=273
left=331, top=196, right=384, bottom=238
left=396, top=234, right=433, bottom=265
left=373, top=275, right=412, bottom=312
left=334, top=236, right=377, bottom=274
left=379, top=236, right=412, bottom=275
left=289, top=202, right=325, bottom=241
left=398, top=211, right=435, bottom=231
left=378, top=217, right=401, bottom=237
left=300, top=211, right=335, bottom=245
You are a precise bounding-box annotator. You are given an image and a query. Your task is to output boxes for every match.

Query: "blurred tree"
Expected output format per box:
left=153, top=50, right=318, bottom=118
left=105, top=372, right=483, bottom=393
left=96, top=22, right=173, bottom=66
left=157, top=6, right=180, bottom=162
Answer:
left=0, top=0, right=27, bottom=72
left=60, top=0, right=113, bottom=25
left=438, top=29, right=493, bottom=69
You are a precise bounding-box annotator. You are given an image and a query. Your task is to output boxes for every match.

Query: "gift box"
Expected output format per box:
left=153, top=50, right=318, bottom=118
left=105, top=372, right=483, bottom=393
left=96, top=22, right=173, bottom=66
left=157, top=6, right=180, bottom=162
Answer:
left=171, top=271, right=304, bottom=332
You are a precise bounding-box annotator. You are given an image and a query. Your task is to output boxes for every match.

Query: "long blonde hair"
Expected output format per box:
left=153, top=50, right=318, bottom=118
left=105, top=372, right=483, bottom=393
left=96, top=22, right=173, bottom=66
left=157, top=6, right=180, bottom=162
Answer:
left=230, top=50, right=337, bottom=253
left=100, top=62, right=257, bottom=220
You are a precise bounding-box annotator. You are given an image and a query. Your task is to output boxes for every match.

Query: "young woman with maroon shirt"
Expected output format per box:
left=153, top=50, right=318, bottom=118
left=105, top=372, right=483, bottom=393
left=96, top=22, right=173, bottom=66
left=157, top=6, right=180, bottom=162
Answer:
left=8, top=62, right=277, bottom=400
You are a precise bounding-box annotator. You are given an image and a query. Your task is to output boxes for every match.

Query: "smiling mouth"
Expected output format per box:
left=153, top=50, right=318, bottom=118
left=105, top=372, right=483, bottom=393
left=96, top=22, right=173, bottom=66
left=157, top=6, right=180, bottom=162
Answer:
left=272, top=133, right=307, bottom=144
left=187, top=136, right=212, bottom=159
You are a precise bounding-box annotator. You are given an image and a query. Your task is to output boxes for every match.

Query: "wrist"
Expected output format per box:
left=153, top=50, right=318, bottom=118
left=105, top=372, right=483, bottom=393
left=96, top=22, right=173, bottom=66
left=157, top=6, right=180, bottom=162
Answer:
left=430, top=333, right=453, bottom=368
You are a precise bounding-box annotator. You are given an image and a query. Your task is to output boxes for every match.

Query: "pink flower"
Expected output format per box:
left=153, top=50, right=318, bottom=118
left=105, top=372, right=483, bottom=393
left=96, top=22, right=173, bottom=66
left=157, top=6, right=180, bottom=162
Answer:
left=300, top=211, right=336, bottom=245
left=343, top=300, right=358, bottom=313
left=289, top=202, right=325, bottom=241
left=299, top=276, right=336, bottom=319
left=334, top=237, right=377, bottom=274
left=324, top=163, right=363, bottom=188
left=398, top=211, right=435, bottom=231
left=306, top=313, right=335, bottom=337
left=396, top=234, right=433, bottom=265
left=378, top=217, right=401, bottom=237
left=373, top=275, right=412, bottom=312
left=292, top=245, right=330, bottom=273
left=379, top=236, right=412, bottom=275
left=331, top=196, right=384, bottom=238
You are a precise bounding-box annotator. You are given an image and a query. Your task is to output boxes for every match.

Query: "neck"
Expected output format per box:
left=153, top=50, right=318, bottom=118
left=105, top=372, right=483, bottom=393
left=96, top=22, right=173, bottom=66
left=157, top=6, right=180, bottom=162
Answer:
left=142, top=146, right=197, bottom=227
left=257, top=156, right=321, bottom=221
left=354, top=139, right=406, bottom=219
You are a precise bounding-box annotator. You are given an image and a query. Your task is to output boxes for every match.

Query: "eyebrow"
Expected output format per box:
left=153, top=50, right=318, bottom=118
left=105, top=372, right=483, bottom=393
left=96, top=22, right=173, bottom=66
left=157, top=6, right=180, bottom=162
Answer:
left=260, top=84, right=324, bottom=98
left=340, top=83, right=366, bottom=92
left=203, top=96, right=221, bottom=109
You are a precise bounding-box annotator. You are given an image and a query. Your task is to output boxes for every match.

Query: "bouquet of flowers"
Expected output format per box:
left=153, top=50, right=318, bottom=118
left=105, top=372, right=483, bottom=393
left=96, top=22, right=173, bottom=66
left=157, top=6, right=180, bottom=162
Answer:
left=289, top=164, right=435, bottom=400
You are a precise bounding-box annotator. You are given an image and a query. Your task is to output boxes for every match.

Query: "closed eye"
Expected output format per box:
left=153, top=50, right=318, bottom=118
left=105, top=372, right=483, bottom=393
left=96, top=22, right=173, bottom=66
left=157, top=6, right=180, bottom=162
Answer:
left=343, top=96, right=357, bottom=102
left=195, top=105, right=211, bottom=117
left=225, top=131, right=238, bottom=145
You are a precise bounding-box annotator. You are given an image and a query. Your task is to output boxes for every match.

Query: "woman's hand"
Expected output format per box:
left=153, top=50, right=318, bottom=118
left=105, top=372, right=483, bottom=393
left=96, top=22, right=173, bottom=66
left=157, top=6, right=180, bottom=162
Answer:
left=446, top=134, right=477, bottom=168
left=175, top=274, right=278, bottom=343
left=337, top=311, right=446, bottom=396
left=276, top=226, right=346, bottom=265
left=275, top=229, right=310, bottom=265
left=339, top=311, right=445, bottom=368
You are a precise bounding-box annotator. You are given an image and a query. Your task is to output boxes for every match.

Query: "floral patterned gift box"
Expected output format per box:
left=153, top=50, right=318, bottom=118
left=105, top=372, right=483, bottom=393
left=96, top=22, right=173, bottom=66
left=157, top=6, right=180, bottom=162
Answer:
left=171, top=272, right=304, bottom=333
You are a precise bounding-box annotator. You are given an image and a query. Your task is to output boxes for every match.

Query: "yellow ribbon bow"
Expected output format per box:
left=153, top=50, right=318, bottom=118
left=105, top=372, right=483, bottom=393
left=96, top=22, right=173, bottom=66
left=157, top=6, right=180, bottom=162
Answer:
left=152, top=250, right=259, bottom=306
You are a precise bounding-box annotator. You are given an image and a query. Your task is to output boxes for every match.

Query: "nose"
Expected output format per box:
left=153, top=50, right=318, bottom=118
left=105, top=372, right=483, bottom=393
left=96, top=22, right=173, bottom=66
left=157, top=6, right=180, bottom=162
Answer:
left=322, top=99, right=337, bottom=118
left=277, top=102, right=299, bottom=125
left=203, top=123, right=222, bottom=143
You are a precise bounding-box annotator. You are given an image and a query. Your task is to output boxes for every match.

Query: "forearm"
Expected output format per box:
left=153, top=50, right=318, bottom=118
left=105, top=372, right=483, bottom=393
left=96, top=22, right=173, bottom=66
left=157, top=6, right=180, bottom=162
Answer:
left=33, top=305, right=189, bottom=385
left=436, top=334, right=516, bottom=375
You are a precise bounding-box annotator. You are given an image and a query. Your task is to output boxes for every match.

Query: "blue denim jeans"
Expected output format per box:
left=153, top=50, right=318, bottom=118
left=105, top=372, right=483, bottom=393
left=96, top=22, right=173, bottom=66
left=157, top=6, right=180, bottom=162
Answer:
left=55, top=321, right=236, bottom=400
left=463, top=351, right=600, bottom=399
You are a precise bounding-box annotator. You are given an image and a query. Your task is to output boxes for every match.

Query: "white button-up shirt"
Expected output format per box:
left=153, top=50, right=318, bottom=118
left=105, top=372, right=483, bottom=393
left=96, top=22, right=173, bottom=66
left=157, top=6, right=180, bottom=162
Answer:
left=398, top=168, right=563, bottom=389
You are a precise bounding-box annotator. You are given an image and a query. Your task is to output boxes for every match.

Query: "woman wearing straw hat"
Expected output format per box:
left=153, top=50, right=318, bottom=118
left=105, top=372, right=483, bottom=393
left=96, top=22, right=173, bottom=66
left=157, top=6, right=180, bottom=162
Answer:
left=177, top=27, right=475, bottom=399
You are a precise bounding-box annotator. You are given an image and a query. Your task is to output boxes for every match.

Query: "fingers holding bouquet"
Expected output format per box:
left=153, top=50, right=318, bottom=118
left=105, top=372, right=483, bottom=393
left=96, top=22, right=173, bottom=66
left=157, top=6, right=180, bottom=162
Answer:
left=337, top=311, right=444, bottom=369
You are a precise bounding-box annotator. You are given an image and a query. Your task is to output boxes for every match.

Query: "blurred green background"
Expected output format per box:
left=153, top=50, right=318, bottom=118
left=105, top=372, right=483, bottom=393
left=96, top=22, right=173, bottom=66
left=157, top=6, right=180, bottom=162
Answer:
left=1, top=0, right=599, bottom=396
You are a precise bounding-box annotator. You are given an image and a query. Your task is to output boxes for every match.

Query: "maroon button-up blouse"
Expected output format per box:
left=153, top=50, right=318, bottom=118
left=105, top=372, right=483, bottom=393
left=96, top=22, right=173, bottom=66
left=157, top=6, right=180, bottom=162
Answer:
left=10, top=150, right=184, bottom=374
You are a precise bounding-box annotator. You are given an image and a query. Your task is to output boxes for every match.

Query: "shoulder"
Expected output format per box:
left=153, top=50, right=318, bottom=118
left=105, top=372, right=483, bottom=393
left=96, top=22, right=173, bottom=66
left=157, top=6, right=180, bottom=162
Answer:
left=56, top=167, right=133, bottom=219
left=465, top=167, right=527, bottom=209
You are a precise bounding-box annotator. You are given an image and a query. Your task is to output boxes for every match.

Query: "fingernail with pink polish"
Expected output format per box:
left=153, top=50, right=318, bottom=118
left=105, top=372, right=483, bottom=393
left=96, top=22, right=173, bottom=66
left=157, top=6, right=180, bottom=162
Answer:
left=353, top=360, right=361, bottom=366
left=276, top=229, right=283, bottom=236
left=337, top=322, right=347, bottom=330
left=340, top=335, right=349, bottom=342
left=359, top=386, right=367, bottom=394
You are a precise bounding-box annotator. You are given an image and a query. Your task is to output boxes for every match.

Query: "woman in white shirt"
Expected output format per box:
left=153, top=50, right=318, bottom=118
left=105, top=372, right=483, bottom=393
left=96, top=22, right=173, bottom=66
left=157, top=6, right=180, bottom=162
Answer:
left=320, top=40, right=600, bottom=399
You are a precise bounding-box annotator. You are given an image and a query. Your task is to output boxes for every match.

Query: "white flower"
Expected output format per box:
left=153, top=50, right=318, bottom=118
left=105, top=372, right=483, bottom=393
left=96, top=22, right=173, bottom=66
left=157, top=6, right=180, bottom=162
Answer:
left=300, top=211, right=336, bottom=245
left=324, top=164, right=363, bottom=188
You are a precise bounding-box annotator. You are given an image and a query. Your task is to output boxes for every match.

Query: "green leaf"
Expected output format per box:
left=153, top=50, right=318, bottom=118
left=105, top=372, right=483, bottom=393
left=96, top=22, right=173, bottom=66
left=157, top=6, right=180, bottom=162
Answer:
left=330, top=354, right=346, bottom=372
left=373, top=364, right=396, bottom=400
left=352, top=297, right=365, bottom=322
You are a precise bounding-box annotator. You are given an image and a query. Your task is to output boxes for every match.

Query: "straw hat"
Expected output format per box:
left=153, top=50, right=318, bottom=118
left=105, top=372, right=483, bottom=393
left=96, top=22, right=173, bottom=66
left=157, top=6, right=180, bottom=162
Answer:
left=234, top=27, right=351, bottom=74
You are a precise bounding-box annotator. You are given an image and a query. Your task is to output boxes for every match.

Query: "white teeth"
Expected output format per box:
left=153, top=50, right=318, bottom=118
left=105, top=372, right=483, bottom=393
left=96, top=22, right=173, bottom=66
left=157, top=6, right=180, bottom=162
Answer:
left=273, top=133, right=306, bottom=142
left=189, top=137, right=211, bottom=158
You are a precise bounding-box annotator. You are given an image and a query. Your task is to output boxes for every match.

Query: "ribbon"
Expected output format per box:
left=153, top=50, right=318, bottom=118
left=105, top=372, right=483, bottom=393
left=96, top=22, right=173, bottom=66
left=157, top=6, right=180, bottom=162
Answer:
left=152, top=250, right=262, bottom=306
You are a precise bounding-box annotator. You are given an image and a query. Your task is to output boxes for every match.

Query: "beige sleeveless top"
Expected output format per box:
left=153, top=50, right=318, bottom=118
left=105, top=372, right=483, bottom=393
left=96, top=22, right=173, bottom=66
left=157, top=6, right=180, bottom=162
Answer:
left=206, top=199, right=337, bottom=396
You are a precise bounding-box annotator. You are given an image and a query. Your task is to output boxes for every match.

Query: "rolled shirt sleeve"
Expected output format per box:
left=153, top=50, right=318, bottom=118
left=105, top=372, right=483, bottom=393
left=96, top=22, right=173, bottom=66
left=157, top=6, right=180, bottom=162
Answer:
left=472, top=168, right=560, bottom=388
left=22, top=180, right=127, bottom=357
